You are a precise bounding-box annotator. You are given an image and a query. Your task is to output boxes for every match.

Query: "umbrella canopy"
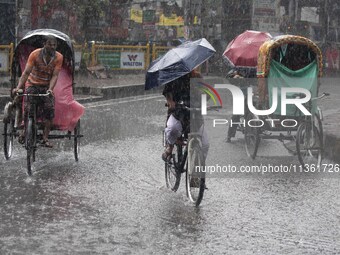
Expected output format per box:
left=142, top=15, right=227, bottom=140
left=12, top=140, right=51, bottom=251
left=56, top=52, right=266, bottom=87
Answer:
left=145, top=38, right=216, bottom=90
left=16, top=29, right=74, bottom=61
left=223, top=30, right=272, bottom=70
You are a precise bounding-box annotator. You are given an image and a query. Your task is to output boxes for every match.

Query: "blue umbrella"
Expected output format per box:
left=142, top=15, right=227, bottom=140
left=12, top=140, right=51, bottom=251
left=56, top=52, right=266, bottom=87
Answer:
left=145, top=38, right=216, bottom=90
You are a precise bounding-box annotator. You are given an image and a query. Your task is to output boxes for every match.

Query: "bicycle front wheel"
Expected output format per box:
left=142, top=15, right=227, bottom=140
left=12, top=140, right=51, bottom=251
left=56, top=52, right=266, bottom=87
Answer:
left=26, top=118, right=36, bottom=176
left=4, top=118, right=15, bottom=160
left=314, top=113, right=323, bottom=142
left=296, top=122, right=322, bottom=169
left=186, top=141, right=205, bottom=206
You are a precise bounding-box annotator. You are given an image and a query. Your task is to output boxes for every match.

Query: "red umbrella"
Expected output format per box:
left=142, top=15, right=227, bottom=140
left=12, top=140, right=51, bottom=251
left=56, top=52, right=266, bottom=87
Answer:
left=223, top=30, right=272, bottom=68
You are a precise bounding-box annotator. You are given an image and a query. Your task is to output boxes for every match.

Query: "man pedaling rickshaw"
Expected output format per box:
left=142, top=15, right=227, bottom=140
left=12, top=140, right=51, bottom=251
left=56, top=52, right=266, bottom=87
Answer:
left=13, top=35, right=63, bottom=148
left=225, top=68, right=256, bottom=142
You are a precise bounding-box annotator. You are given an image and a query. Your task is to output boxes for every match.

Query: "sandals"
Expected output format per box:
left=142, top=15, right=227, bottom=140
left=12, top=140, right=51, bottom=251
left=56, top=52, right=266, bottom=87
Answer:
left=162, top=151, right=172, bottom=162
left=162, top=144, right=174, bottom=162
left=41, top=140, right=53, bottom=148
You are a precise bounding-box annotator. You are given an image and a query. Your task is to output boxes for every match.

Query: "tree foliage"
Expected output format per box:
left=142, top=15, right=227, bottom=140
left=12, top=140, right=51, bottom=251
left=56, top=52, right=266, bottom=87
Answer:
left=43, top=0, right=110, bottom=41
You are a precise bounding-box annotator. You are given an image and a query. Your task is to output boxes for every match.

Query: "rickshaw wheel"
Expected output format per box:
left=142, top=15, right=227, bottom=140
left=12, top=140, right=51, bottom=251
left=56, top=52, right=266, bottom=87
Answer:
left=244, top=113, right=260, bottom=159
left=4, top=119, right=15, bottom=160
left=314, top=112, right=323, bottom=142
left=296, top=122, right=322, bottom=169
left=74, top=120, right=80, bottom=162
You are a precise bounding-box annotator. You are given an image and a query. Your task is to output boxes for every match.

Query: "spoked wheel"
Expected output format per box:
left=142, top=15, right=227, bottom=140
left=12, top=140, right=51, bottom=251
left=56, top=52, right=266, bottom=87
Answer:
left=26, top=118, right=36, bottom=176
left=186, top=141, right=205, bottom=207
left=74, top=120, right=81, bottom=161
left=296, top=122, right=323, bottom=169
left=165, top=144, right=181, bottom=191
left=244, top=113, right=260, bottom=159
left=4, top=118, right=15, bottom=160
left=314, top=112, right=323, bottom=142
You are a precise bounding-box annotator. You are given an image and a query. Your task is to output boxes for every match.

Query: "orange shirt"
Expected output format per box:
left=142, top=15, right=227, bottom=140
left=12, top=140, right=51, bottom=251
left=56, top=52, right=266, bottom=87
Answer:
left=26, top=48, right=63, bottom=86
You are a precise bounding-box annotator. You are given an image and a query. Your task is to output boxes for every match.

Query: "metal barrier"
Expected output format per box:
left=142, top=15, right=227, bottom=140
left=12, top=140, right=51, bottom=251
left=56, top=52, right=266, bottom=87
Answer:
left=73, top=44, right=86, bottom=71
left=0, top=43, right=14, bottom=74
left=90, top=43, right=150, bottom=70
left=0, top=42, right=178, bottom=74
left=152, top=45, right=172, bottom=60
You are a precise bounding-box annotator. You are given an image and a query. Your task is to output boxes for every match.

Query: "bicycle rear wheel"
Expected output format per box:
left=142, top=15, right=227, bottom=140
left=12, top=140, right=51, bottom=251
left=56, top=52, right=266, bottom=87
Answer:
left=4, top=118, right=15, bottom=160
left=296, top=122, right=322, bottom=169
left=165, top=144, right=181, bottom=191
left=186, top=141, right=205, bottom=206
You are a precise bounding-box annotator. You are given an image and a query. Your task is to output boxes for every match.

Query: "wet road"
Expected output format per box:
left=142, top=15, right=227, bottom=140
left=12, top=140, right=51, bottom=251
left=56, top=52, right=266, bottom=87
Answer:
left=1, top=93, right=340, bottom=254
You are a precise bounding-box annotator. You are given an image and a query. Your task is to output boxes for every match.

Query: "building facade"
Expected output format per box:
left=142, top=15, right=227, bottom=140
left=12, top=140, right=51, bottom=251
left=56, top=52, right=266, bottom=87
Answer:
left=1, top=0, right=339, bottom=46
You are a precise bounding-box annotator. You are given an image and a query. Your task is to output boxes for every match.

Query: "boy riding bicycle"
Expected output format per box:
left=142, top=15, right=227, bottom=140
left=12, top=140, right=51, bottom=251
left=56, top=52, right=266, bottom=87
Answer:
left=162, top=70, right=209, bottom=162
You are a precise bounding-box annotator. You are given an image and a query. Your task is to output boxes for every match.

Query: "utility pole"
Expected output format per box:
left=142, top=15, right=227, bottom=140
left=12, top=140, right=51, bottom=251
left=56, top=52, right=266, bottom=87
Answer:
left=183, top=0, right=203, bottom=39
left=183, top=0, right=191, bottom=39
left=15, top=0, right=18, bottom=45
left=319, top=0, right=329, bottom=43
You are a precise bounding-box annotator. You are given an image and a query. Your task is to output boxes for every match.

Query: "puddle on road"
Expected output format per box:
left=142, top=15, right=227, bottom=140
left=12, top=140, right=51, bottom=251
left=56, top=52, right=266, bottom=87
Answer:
left=1, top=98, right=340, bottom=254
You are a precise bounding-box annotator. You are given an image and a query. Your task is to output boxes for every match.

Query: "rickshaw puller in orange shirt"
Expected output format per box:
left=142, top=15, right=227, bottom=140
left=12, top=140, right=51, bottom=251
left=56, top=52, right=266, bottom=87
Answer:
left=13, top=35, right=63, bottom=148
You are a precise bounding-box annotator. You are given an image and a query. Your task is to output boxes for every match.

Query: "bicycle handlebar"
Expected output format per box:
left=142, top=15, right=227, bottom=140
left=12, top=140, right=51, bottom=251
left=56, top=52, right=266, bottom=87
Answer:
left=311, top=92, right=329, bottom=100
left=16, top=89, right=51, bottom=97
left=291, top=92, right=329, bottom=101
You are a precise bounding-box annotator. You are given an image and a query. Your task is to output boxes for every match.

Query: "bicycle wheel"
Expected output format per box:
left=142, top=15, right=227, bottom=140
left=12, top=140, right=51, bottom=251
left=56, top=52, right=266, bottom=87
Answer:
left=244, top=113, right=260, bottom=159
left=296, top=122, right=322, bottom=169
left=314, top=112, right=323, bottom=142
left=165, top=144, right=181, bottom=191
left=74, top=120, right=80, bottom=161
left=186, top=141, right=205, bottom=206
left=26, top=118, right=35, bottom=176
left=4, top=118, right=15, bottom=160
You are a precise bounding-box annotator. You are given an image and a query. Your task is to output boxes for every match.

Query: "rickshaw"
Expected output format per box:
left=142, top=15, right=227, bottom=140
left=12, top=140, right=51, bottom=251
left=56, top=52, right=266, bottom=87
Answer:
left=245, top=35, right=326, bottom=168
left=3, top=29, right=84, bottom=175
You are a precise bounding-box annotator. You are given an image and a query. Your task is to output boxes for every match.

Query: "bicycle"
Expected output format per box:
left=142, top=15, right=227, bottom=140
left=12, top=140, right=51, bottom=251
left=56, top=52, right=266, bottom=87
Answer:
left=8, top=90, right=82, bottom=175
left=164, top=104, right=220, bottom=206
left=17, top=90, right=52, bottom=175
